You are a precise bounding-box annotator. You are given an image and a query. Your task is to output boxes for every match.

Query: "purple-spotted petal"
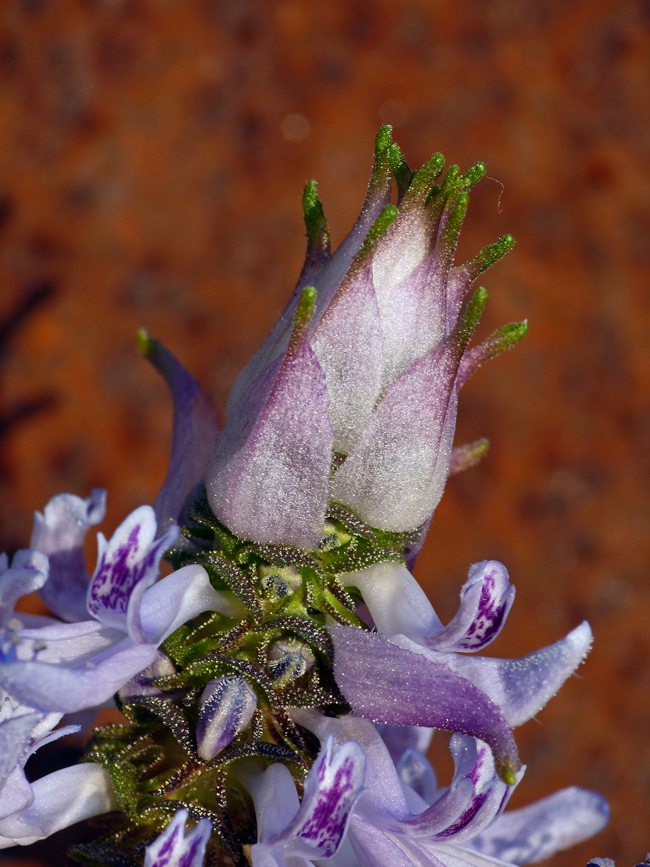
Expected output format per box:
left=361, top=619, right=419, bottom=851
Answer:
left=330, top=626, right=520, bottom=783
left=142, top=336, right=221, bottom=531
left=466, top=786, right=610, bottom=865
left=196, top=676, right=257, bottom=761
left=207, top=331, right=333, bottom=549
left=31, top=491, right=106, bottom=623
left=428, top=736, right=519, bottom=844
left=144, top=809, right=211, bottom=867
left=0, top=551, right=49, bottom=630
left=87, top=506, right=179, bottom=631
left=424, top=561, right=515, bottom=653
left=331, top=339, right=460, bottom=532
left=282, top=735, right=365, bottom=858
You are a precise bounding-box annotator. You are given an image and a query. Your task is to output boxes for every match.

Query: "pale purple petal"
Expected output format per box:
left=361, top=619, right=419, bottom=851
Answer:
left=424, top=561, right=515, bottom=653
left=282, top=736, right=366, bottom=858
left=310, top=265, right=384, bottom=454
left=87, top=506, right=179, bottom=631
left=0, top=710, right=43, bottom=790
left=379, top=724, right=434, bottom=767
left=374, top=254, right=450, bottom=391
left=0, top=763, right=116, bottom=848
left=341, top=561, right=442, bottom=641
left=0, top=642, right=159, bottom=712
left=0, top=551, right=49, bottom=629
left=330, top=626, right=520, bottom=782
left=396, top=748, right=438, bottom=807
left=395, top=622, right=593, bottom=727
left=31, top=491, right=106, bottom=623
left=245, top=762, right=301, bottom=842
left=143, top=336, right=221, bottom=530
left=196, top=676, right=257, bottom=760
left=465, top=787, right=609, bottom=865
left=144, top=809, right=211, bottom=867
left=331, top=340, right=459, bottom=532
left=207, top=339, right=333, bottom=549
left=0, top=767, right=33, bottom=824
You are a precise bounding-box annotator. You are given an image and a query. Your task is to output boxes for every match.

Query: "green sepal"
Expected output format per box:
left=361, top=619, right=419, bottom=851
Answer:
left=486, top=319, right=529, bottom=355
left=465, top=234, right=515, bottom=282
left=369, top=124, right=393, bottom=192
left=388, top=141, right=412, bottom=201
left=122, top=697, right=196, bottom=758
left=289, top=285, right=318, bottom=349
left=438, top=191, right=469, bottom=255
left=457, top=286, right=489, bottom=351
left=261, top=614, right=334, bottom=657
left=459, top=160, right=487, bottom=192
left=356, top=204, right=399, bottom=261
left=205, top=552, right=262, bottom=622
left=403, top=152, right=446, bottom=206
left=302, top=180, right=331, bottom=259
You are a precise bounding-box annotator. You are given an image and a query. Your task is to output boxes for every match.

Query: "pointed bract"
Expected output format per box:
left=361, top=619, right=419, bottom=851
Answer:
left=207, top=290, right=334, bottom=548
left=139, top=332, right=221, bottom=530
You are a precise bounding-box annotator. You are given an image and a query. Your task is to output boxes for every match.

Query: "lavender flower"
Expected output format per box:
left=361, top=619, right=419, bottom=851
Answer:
left=0, top=699, right=116, bottom=847
left=242, top=734, right=366, bottom=867
left=292, top=710, right=608, bottom=867
left=330, top=560, right=592, bottom=774
left=0, top=495, right=233, bottom=713
left=149, top=128, right=525, bottom=551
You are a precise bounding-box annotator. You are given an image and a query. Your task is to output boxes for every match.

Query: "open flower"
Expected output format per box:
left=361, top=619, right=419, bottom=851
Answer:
left=242, top=734, right=366, bottom=867
left=0, top=698, right=116, bottom=847
left=292, top=710, right=608, bottom=867
left=330, top=560, right=592, bottom=777
left=0, top=494, right=236, bottom=713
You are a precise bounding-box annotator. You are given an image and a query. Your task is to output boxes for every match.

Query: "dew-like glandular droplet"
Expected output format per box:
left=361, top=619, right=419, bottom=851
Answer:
left=196, top=676, right=257, bottom=761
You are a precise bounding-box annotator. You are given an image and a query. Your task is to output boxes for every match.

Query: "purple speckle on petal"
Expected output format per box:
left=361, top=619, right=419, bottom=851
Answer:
left=458, top=567, right=507, bottom=650
left=297, top=753, right=362, bottom=856
left=153, top=824, right=180, bottom=866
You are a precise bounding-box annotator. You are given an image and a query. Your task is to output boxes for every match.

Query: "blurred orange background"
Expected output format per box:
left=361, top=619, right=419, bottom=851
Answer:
left=1, top=1, right=649, bottom=865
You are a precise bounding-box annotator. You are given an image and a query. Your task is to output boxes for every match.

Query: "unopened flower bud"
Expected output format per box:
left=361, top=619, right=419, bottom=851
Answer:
left=268, top=637, right=315, bottom=684
left=196, top=676, right=257, bottom=761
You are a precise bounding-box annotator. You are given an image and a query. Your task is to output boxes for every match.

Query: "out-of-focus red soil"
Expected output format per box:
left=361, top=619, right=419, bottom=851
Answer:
left=1, top=2, right=649, bottom=865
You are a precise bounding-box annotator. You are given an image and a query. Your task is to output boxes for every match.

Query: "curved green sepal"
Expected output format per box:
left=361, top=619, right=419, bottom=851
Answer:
left=466, top=234, right=515, bottom=281
left=302, top=180, right=331, bottom=258
left=388, top=141, right=412, bottom=201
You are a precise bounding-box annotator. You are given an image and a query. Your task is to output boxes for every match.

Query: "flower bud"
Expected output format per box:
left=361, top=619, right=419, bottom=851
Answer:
left=196, top=676, right=257, bottom=761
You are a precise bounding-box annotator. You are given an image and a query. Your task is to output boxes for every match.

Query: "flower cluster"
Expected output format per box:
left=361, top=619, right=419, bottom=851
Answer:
left=0, top=129, right=609, bottom=867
